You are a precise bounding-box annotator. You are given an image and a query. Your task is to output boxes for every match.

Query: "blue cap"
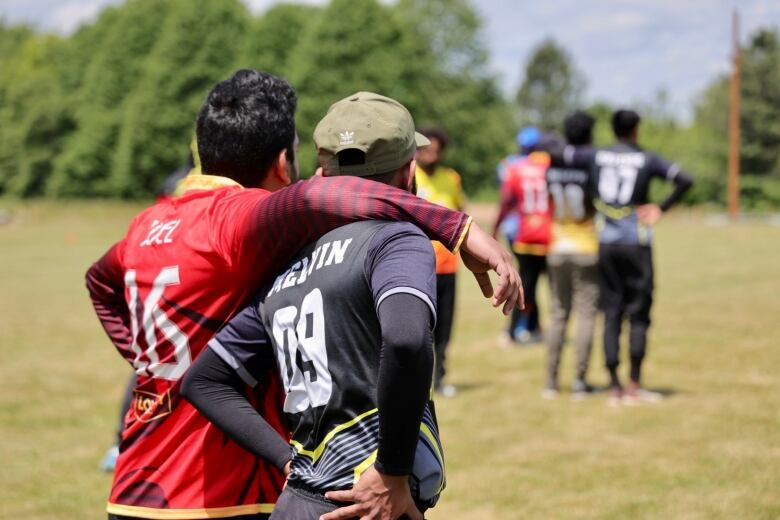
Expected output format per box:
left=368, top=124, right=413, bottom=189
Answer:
left=517, top=126, right=541, bottom=148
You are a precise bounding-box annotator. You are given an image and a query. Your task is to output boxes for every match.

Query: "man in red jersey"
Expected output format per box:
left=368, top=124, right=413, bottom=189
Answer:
left=493, top=138, right=553, bottom=344
left=86, top=69, right=521, bottom=520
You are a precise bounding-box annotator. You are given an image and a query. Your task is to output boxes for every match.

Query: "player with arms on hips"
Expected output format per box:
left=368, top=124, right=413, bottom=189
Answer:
left=183, top=92, right=446, bottom=520
left=86, top=70, right=523, bottom=520
left=549, top=109, right=693, bottom=405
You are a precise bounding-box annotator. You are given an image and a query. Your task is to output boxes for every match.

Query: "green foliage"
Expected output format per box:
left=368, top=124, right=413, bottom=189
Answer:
left=109, top=0, right=249, bottom=197
left=516, top=39, right=585, bottom=131
left=0, top=0, right=510, bottom=198
left=0, top=32, right=73, bottom=197
left=0, top=2, right=777, bottom=207
left=238, top=4, right=320, bottom=77
left=739, top=29, right=780, bottom=178
left=48, top=0, right=171, bottom=197
left=693, top=27, right=780, bottom=208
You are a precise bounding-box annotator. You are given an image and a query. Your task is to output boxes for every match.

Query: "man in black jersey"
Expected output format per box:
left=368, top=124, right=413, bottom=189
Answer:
left=549, top=109, right=693, bottom=405
left=183, top=92, right=449, bottom=519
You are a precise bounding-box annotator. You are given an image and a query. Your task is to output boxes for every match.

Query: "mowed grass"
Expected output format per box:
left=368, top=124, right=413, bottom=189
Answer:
left=1, top=201, right=778, bottom=519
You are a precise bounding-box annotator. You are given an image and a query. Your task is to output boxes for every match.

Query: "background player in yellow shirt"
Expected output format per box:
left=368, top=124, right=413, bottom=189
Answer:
left=543, top=112, right=600, bottom=401
left=415, top=127, right=466, bottom=398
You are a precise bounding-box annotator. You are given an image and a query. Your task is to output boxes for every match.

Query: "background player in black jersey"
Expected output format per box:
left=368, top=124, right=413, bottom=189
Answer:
left=549, top=109, right=693, bottom=405
left=183, top=92, right=449, bottom=519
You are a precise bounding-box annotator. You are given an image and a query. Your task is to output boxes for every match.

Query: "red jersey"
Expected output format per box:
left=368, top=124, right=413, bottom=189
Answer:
left=86, top=174, right=470, bottom=519
left=498, top=152, right=553, bottom=254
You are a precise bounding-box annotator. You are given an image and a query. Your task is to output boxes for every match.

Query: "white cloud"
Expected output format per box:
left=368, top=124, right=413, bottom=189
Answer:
left=243, top=0, right=327, bottom=14
left=49, top=0, right=106, bottom=33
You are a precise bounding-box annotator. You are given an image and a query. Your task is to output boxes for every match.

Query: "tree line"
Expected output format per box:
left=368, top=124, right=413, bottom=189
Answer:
left=0, top=0, right=778, bottom=208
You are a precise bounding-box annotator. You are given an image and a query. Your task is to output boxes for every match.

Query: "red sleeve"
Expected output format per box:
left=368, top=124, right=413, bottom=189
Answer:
left=85, top=240, right=133, bottom=359
left=219, top=175, right=471, bottom=276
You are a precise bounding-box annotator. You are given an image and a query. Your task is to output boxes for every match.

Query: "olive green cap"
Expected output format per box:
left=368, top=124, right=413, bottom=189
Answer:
left=313, top=91, right=430, bottom=176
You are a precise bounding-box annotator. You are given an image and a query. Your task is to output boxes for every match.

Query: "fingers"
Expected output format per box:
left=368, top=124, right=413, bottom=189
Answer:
left=324, top=490, right=355, bottom=503
left=491, top=261, right=524, bottom=314
left=472, top=271, right=494, bottom=298
left=319, top=504, right=362, bottom=520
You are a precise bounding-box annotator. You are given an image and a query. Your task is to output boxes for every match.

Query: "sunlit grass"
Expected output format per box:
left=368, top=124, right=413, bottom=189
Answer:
left=1, top=201, right=778, bottom=519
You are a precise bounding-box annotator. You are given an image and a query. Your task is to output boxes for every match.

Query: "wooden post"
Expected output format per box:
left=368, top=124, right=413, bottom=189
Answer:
left=727, top=9, right=741, bottom=219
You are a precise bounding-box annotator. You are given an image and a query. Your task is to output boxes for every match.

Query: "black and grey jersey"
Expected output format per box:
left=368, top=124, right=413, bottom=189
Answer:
left=554, top=142, right=684, bottom=245
left=210, top=220, right=445, bottom=505
left=546, top=145, right=597, bottom=224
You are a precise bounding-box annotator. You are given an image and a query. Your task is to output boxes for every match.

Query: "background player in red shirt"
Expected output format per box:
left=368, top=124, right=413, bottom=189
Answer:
left=86, top=69, right=522, bottom=520
left=493, top=134, right=554, bottom=344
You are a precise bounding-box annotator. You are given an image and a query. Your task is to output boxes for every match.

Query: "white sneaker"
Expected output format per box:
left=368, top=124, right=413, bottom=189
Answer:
left=438, top=384, right=457, bottom=398
left=100, top=445, right=119, bottom=472
left=624, top=383, right=663, bottom=405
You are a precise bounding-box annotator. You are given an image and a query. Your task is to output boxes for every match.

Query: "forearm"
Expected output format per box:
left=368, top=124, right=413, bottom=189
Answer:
left=375, top=294, right=433, bottom=476
left=255, top=176, right=471, bottom=265
left=85, top=243, right=133, bottom=354
left=659, top=171, right=694, bottom=212
left=181, top=348, right=291, bottom=470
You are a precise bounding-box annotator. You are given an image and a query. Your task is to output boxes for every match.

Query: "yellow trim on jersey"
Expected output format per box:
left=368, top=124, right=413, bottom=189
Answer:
left=353, top=450, right=379, bottom=483
left=291, top=408, right=379, bottom=463
left=350, top=424, right=445, bottom=489
left=512, top=242, right=548, bottom=256
left=106, top=502, right=274, bottom=519
left=420, top=423, right=446, bottom=493
left=452, top=216, right=472, bottom=255
left=178, top=174, right=242, bottom=194
left=593, top=199, right=633, bottom=219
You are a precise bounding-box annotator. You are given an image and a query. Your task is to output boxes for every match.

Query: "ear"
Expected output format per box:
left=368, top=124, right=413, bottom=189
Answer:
left=405, top=159, right=417, bottom=191
left=271, top=149, right=292, bottom=186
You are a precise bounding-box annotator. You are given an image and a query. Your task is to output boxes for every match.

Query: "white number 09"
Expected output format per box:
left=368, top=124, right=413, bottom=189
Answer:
left=271, top=288, right=332, bottom=413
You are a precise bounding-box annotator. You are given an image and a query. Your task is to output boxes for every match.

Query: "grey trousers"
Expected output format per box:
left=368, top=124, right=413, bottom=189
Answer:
left=546, top=254, right=599, bottom=384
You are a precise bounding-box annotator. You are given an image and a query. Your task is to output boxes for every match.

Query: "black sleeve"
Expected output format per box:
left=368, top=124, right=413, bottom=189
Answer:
left=374, top=293, right=434, bottom=476
left=659, top=170, right=694, bottom=212
left=646, top=154, right=694, bottom=212
left=180, top=348, right=292, bottom=471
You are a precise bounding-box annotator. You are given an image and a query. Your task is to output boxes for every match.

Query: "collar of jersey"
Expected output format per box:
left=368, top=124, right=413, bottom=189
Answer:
left=178, top=173, right=243, bottom=193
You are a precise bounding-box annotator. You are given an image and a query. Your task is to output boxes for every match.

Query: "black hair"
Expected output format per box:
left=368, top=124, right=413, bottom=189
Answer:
left=564, top=111, right=595, bottom=146
left=417, top=127, right=449, bottom=149
left=611, top=109, right=641, bottom=139
left=196, top=69, right=297, bottom=187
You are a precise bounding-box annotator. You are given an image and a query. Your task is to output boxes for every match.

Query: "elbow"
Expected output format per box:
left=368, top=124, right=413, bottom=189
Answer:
left=382, top=329, right=432, bottom=368
left=678, top=172, right=694, bottom=190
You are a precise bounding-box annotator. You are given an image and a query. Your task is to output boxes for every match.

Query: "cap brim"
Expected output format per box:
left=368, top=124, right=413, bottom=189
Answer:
left=415, top=132, right=431, bottom=148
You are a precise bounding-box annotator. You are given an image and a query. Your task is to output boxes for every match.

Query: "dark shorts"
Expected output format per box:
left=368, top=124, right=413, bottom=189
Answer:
left=598, top=243, right=653, bottom=321
left=269, top=485, right=337, bottom=519
left=268, top=483, right=427, bottom=519
left=109, top=513, right=270, bottom=520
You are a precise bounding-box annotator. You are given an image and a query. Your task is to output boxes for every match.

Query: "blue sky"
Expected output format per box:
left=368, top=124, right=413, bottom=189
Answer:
left=2, top=0, right=778, bottom=119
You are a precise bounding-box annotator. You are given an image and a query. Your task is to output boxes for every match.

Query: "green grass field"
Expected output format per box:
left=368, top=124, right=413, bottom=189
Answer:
left=1, top=201, right=778, bottom=519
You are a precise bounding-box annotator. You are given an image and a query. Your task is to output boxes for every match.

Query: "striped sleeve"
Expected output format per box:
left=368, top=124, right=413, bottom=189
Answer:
left=231, top=176, right=471, bottom=280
